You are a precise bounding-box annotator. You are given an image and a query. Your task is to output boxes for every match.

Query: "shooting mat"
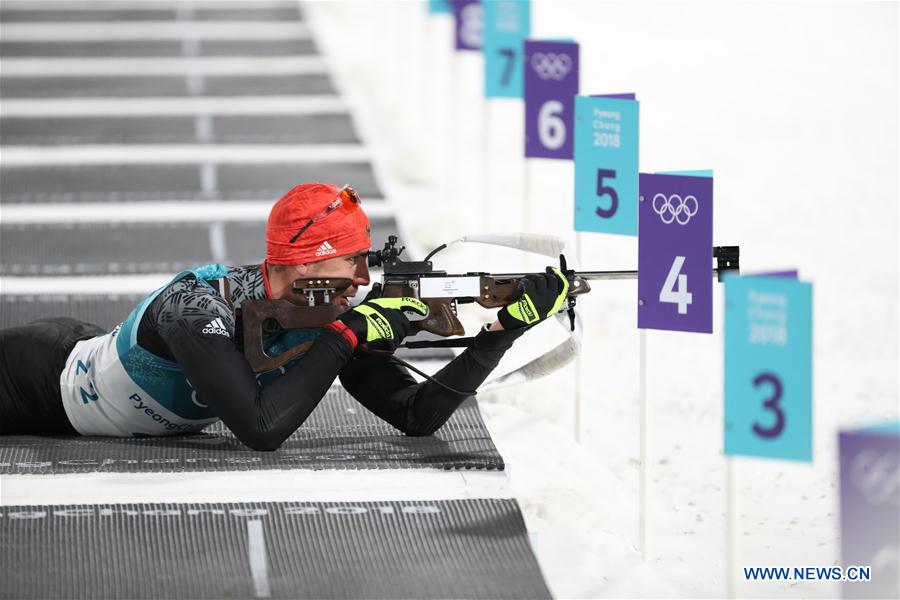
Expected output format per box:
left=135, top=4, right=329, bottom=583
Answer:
left=0, top=499, right=551, bottom=600
left=0, top=114, right=359, bottom=145
left=0, top=162, right=380, bottom=203
left=0, top=217, right=394, bottom=276
left=0, top=386, right=500, bottom=475
left=0, top=39, right=318, bottom=58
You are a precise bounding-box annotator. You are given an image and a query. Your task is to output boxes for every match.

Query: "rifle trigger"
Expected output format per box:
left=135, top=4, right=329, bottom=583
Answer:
left=567, top=297, right=577, bottom=331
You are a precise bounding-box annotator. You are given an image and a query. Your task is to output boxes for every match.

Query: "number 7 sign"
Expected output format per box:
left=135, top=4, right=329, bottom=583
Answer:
left=637, top=172, right=713, bottom=333
left=483, top=1, right=530, bottom=98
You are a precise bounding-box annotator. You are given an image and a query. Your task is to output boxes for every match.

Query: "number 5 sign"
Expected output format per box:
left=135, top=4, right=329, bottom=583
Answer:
left=574, top=94, right=639, bottom=235
left=524, top=40, right=579, bottom=159
left=637, top=172, right=713, bottom=333
left=724, top=275, right=813, bottom=462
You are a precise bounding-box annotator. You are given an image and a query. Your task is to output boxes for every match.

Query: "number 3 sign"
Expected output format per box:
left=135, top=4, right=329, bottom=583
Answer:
left=637, top=172, right=713, bottom=333
left=524, top=40, right=579, bottom=159
left=724, top=274, right=813, bottom=462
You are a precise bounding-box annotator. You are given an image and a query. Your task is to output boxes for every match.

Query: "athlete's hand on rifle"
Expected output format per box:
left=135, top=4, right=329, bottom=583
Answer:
left=334, top=283, right=428, bottom=351
left=496, top=267, right=569, bottom=330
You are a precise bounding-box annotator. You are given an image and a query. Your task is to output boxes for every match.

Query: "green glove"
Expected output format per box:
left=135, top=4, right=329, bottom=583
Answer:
left=497, top=267, right=569, bottom=330
left=337, top=283, right=428, bottom=347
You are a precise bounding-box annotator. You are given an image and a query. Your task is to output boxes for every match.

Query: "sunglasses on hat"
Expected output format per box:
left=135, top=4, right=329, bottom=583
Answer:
left=289, top=184, right=361, bottom=244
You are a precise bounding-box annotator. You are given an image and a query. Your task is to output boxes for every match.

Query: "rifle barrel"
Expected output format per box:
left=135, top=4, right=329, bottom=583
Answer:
left=492, top=269, right=728, bottom=281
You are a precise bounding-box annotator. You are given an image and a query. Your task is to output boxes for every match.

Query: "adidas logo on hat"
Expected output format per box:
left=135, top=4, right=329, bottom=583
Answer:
left=201, top=317, right=230, bottom=337
left=315, top=241, right=337, bottom=257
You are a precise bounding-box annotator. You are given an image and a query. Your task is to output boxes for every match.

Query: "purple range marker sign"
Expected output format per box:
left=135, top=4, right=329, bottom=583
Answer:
left=452, top=0, right=482, bottom=51
left=524, top=40, right=579, bottom=159
left=637, top=173, right=713, bottom=333
left=839, top=427, right=900, bottom=599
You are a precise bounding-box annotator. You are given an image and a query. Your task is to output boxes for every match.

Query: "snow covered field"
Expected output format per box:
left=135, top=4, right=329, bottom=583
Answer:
left=307, top=2, right=899, bottom=597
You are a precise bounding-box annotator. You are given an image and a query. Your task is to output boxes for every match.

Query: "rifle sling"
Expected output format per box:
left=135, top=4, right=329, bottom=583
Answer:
left=212, top=276, right=236, bottom=321
left=400, top=337, right=476, bottom=349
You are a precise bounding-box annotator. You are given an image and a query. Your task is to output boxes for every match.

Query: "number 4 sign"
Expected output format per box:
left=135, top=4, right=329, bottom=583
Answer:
left=637, top=172, right=713, bottom=333
left=724, top=274, right=813, bottom=461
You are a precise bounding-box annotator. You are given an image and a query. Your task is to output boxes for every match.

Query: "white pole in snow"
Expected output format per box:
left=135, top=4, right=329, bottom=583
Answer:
left=449, top=51, right=460, bottom=214
left=574, top=232, right=584, bottom=442
left=639, top=327, right=650, bottom=561
left=726, top=457, right=739, bottom=598
left=483, top=99, right=492, bottom=231
left=523, top=160, right=533, bottom=232
left=426, top=12, right=441, bottom=189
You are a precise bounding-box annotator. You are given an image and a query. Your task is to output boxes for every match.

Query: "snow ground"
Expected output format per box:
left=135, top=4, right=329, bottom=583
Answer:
left=307, top=2, right=899, bottom=598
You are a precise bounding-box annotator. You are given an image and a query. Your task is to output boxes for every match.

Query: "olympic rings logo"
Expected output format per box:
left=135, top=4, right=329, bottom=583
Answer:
left=851, top=449, right=900, bottom=507
left=531, top=52, right=572, bottom=80
left=652, top=193, right=699, bottom=225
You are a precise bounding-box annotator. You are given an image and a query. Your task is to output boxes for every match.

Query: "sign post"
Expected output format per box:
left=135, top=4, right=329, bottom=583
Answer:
left=482, top=1, right=530, bottom=230
left=523, top=40, right=579, bottom=230
left=636, top=171, right=714, bottom=562
left=449, top=0, right=482, bottom=228
left=723, top=271, right=813, bottom=596
left=572, top=93, right=639, bottom=444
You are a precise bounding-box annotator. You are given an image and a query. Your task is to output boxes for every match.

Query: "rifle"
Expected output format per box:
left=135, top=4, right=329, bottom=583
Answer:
left=242, top=235, right=741, bottom=373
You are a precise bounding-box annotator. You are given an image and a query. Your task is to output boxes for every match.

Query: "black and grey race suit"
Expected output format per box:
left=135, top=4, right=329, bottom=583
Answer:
left=3, top=263, right=523, bottom=450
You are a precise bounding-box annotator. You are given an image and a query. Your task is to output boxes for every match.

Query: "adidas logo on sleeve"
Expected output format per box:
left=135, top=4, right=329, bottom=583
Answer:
left=201, top=317, right=230, bottom=337
left=315, top=241, right=337, bottom=257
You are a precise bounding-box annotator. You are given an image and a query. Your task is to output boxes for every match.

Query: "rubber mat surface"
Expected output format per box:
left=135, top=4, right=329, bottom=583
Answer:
left=0, top=74, right=336, bottom=98
left=1, top=294, right=156, bottom=330
left=0, top=114, right=358, bottom=145
left=0, top=217, right=394, bottom=276
left=0, top=387, right=501, bottom=475
left=0, top=39, right=317, bottom=58
left=0, top=163, right=380, bottom=203
left=0, top=5, right=304, bottom=22
left=0, top=499, right=551, bottom=600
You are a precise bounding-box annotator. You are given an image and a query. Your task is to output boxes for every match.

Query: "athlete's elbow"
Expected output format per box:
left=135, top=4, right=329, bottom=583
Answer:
left=236, top=429, right=284, bottom=452
left=402, top=420, right=443, bottom=437
left=246, top=438, right=282, bottom=452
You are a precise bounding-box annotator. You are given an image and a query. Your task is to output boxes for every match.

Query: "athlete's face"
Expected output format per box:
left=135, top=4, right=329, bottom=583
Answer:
left=299, top=250, right=371, bottom=307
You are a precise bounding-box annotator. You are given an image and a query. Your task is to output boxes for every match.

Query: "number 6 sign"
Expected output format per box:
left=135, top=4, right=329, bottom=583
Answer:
left=637, top=172, right=713, bottom=333
left=724, top=274, right=813, bottom=462
left=524, top=40, right=579, bottom=159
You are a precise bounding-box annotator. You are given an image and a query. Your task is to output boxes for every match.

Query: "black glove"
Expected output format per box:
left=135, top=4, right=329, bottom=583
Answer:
left=335, top=283, right=429, bottom=350
left=497, top=267, right=569, bottom=330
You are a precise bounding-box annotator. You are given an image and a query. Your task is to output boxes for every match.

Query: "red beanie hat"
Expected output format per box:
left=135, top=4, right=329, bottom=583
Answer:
left=266, top=182, right=371, bottom=265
